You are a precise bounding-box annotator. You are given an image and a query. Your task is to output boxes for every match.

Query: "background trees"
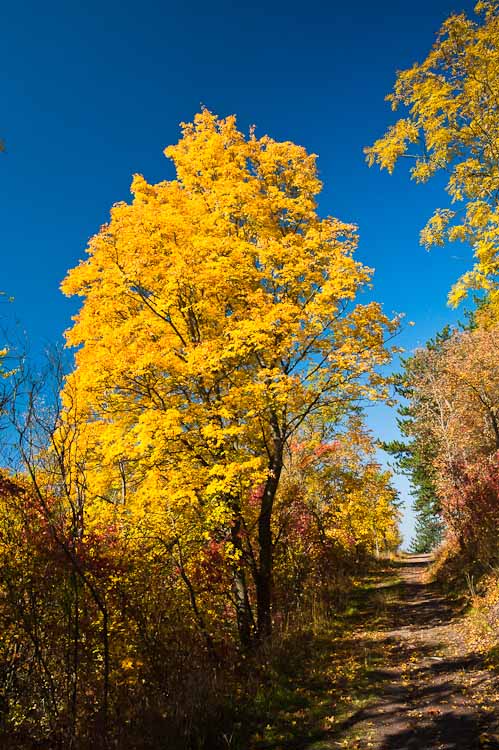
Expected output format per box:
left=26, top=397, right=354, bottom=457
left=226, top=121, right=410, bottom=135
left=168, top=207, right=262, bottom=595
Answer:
left=387, top=323, right=499, bottom=561
left=383, top=333, right=447, bottom=554
left=368, top=0, right=499, bottom=566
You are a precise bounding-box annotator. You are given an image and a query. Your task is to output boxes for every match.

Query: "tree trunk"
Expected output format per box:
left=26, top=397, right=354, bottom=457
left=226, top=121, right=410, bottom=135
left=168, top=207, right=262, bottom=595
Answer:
left=256, top=448, right=283, bottom=640
left=230, top=516, right=253, bottom=650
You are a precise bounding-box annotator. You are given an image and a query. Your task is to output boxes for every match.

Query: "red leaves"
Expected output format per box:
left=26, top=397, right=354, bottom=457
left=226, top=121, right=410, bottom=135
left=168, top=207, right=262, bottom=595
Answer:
left=439, top=452, right=499, bottom=553
left=248, top=483, right=265, bottom=507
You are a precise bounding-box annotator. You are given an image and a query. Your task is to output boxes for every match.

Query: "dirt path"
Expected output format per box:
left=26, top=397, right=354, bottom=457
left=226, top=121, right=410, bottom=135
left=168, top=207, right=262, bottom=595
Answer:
left=251, top=555, right=499, bottom=750
left=339, top=554, right=499, bottom=749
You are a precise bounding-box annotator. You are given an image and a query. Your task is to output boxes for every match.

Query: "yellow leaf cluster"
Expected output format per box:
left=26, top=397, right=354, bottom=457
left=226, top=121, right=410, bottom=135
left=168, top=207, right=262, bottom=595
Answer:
left=367, top=2, right=499, bottom=312
left=60, top=110, right=397, bottom=548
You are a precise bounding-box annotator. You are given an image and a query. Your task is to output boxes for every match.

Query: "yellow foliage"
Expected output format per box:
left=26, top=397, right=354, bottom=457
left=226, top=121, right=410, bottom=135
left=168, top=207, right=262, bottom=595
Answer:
left=367, top=2, right=499, bottom=313
left=61, top=111, right=397, bottom=536
left=59, top=110, right=399, bottom=642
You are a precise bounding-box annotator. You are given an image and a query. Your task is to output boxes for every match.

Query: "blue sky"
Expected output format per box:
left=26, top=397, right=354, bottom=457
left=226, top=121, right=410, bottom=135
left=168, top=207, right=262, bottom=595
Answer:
left=1, top=0, right=478, bottom=543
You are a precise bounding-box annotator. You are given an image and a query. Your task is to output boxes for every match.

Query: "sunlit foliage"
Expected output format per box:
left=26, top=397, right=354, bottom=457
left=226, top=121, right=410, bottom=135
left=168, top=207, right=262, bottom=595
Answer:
left=367, top=1, right=499, bottom=312
left=61, top=110, right=399, bottom=645
left=396, top=324, right=499, bottom=559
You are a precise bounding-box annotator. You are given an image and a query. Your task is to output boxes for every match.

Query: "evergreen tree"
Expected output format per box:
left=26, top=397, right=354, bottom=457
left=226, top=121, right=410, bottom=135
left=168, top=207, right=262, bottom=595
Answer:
left=383, top=329, right=453, bottom=552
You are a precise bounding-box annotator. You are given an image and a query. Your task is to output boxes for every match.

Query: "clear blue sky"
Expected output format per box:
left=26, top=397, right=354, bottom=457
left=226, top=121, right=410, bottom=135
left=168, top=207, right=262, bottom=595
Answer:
left=1, top=0, right=477, bottom=544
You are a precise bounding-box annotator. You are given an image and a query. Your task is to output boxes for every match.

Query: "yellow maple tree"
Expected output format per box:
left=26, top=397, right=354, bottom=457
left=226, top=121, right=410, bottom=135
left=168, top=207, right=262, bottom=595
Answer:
left=61, top=110, right=398, bottom=644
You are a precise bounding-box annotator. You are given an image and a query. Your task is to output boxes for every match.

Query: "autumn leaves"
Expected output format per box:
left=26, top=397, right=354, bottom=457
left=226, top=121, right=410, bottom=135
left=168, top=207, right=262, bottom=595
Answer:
left=3, top=2, right=499, bottom=745
left=366, top=1, right=499, bottom=311
left=0, top=109, right=405, bottom=745
left=368, top=1, right=499, bottom=561
left=60, top=109, right=400, bottom=646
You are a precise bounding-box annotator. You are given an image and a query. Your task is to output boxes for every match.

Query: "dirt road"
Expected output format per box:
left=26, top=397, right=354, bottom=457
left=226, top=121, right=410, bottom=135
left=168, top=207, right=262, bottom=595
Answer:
left=252, top=555, right=499, bottom=750
left=338, top=554, right=499, bottom=749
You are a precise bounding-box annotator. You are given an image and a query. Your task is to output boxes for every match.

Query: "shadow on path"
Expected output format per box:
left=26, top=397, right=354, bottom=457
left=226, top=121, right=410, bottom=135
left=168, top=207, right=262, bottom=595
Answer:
left=253, top=555, right=499, bottom=750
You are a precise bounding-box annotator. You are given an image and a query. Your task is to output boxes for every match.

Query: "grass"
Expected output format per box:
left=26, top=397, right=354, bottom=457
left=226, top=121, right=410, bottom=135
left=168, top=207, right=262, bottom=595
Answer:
left=229, top=564, right=404, bottom=750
